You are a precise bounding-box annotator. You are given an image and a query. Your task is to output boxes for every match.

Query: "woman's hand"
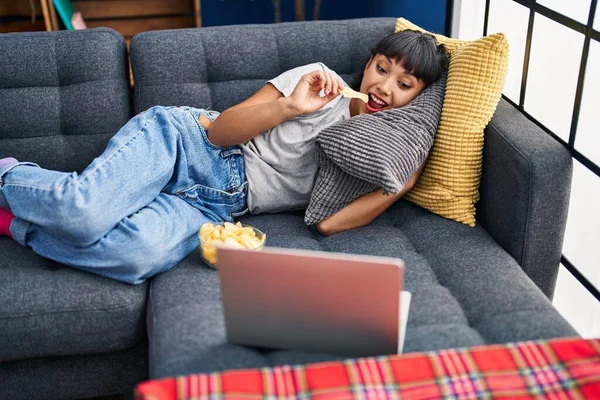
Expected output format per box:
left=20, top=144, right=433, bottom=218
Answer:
left=286, top=70, right=343, bottom=116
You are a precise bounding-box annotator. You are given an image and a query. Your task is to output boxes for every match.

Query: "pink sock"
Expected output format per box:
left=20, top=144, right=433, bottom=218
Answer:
left=0, top=208, right=15, bottom=238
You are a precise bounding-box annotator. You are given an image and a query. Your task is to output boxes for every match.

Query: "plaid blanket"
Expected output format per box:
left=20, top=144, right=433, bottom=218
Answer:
left=135, top=337, right=600, bottom=399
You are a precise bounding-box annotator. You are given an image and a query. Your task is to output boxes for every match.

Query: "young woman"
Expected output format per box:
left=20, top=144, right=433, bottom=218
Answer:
left=0, top=30, right=448, bottom=284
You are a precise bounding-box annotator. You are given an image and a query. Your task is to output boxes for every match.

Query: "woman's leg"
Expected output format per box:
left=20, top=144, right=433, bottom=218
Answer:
left=12, top=193, right=214, bottom=284
left=0, top=106, right=198, bottom=247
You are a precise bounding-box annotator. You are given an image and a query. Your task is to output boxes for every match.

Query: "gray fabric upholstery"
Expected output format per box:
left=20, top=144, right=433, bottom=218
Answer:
left=0, top=341, right=147, bottom=400
left=148, top=203, right=576, bottom=378
left=0, top=28, right=131, bottom=172
left=305, top=74, right=445, bottom=224
left=478, top=99, right=573, bottom=299
left=0, top=28, right=144, bottom=398
left=0, top=239, right=148, bottom=362
left=130, top=18, right=397, bottom=114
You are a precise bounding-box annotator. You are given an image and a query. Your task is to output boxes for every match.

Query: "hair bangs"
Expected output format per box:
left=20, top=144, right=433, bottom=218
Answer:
left=372, top=30, right=447, bottom=86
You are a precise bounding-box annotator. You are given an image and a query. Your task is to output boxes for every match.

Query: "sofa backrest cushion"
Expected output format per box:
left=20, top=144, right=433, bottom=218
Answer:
left=130, top=18, right=397, bottom=114
left=0, top=28, right=131, bottom=172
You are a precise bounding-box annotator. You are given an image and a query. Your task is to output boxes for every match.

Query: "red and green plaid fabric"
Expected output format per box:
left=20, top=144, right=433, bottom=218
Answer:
left=136, top=337, right=600, bottom=399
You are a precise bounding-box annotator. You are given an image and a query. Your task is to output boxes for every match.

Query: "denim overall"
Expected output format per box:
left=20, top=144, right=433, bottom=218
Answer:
left=0, top=106, right=248, bottom=284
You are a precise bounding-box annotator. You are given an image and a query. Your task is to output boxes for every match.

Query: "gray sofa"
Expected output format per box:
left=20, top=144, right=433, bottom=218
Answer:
left=0, top=18, right=577, bottom=400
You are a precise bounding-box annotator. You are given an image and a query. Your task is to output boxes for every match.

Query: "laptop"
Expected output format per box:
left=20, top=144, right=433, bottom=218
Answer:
left=217, top=246, right=407, bottom=357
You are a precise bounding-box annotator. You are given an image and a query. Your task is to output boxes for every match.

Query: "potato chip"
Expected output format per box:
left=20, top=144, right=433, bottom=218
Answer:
left=339, top=86, right=368, bottom=103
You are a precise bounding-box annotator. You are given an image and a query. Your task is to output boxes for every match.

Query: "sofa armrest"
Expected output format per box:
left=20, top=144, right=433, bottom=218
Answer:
left=478, top=98, right=572, bottom=299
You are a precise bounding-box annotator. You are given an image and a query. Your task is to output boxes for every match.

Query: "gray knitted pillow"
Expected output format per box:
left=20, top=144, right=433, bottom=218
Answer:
left=305, top=74, right=446, bottom=225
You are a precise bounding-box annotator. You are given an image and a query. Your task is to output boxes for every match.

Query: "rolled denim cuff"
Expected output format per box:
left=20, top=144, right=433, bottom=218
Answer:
left=10, top=217, right=31, bottom=247
left=0, top=161, right=40, bottom=183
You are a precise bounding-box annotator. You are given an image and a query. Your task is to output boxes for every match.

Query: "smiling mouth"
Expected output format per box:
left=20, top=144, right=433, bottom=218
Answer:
left=365, top=93, right=389, bottom=112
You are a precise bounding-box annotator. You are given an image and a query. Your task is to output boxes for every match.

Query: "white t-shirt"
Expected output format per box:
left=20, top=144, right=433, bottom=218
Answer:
left=241, top=63, right=351, bottom=214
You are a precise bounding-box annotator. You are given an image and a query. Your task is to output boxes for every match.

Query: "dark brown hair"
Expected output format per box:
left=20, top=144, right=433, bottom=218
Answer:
left=351, top=30, right=449, bottom=91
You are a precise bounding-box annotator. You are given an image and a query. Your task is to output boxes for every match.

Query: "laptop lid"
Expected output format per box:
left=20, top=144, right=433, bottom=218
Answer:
left=217, top=246, right=404, bottom=357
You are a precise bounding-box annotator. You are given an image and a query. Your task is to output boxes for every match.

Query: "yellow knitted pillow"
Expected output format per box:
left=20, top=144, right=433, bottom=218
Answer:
left=395, top=18, right=509, bottom=226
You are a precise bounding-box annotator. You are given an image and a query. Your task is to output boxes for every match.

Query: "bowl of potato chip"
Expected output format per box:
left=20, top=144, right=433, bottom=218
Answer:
left=199, top=222, right=266, bottom=269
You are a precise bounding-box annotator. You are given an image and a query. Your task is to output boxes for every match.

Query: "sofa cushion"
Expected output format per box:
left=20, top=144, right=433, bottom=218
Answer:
left=147, top=201, right=576, bottom=379
left=0, top=239, right=148, bottom=362
left=396, top=18, right=509, bottom=227
left=0, top=341, right=147, bottom=400
left=131, top=18, right=397, bottom=114
left=0, top=28, right=131, bottom=173
left=304, top=74, right=445, bottom=224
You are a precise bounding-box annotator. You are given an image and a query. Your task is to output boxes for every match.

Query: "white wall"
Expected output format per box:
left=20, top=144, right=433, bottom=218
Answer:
left=453, top=0, right=600, bottom=338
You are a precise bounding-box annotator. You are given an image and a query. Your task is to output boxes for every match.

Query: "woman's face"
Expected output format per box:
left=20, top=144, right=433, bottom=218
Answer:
left=354, top=54, right=426, bottom=115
